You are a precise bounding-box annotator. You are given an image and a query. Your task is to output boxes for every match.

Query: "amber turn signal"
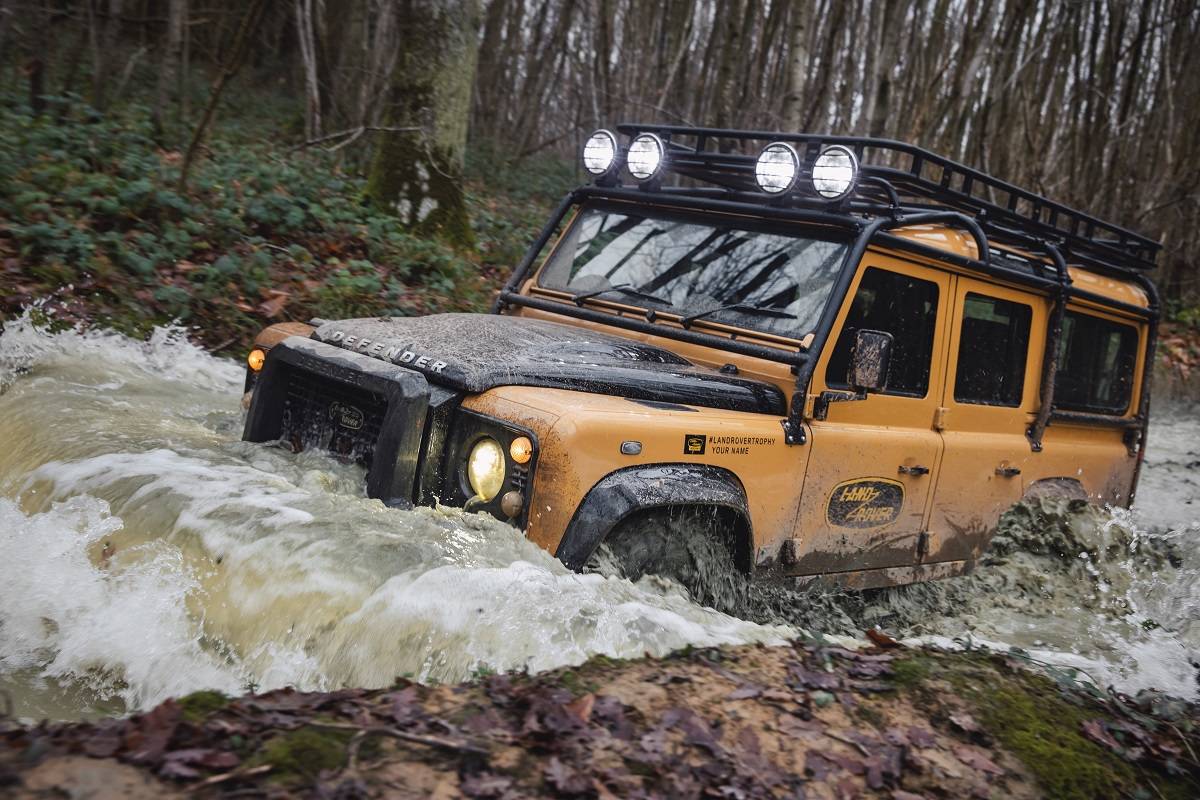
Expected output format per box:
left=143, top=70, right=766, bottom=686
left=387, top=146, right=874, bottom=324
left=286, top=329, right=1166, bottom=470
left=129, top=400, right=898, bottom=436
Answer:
left=509, top=436, right=533, bottom=464
left=247, top=348, right=266, bottom=372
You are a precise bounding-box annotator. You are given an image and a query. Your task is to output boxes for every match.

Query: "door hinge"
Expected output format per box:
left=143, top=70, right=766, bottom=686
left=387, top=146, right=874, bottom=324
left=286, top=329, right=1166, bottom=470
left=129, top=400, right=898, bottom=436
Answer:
left=933, top=406, right=949, bottom=431
left=916, top=531, right=930, bottom=562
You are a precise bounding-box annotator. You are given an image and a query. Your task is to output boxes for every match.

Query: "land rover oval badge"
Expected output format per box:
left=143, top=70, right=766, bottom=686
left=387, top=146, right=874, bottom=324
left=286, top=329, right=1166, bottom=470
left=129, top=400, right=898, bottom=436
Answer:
left=328, top=401, right=365, bottom=431
left=826, top=478, right=904, bottom=528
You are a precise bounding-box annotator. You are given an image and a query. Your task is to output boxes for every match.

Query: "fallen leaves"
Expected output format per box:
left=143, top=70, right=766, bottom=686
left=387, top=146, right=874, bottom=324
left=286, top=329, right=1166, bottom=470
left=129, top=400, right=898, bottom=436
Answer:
left=2, top=640, right=1197, bottom=799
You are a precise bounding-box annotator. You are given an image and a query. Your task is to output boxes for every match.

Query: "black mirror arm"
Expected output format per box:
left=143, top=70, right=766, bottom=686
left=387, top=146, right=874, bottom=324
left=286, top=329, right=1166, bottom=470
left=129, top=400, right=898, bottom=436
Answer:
left=813, top=389, right=866, bottom=420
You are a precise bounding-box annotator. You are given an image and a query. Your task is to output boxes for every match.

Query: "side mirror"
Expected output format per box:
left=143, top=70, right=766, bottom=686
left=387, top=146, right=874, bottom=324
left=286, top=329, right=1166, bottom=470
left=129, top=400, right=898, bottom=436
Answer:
left=848, top=329, right=893, bottom=393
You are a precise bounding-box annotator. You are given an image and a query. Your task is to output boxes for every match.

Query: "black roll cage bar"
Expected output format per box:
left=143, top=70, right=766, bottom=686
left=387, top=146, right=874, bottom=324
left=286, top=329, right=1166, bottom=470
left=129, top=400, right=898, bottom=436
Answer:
left=492, top=125, right=1159, bottom=462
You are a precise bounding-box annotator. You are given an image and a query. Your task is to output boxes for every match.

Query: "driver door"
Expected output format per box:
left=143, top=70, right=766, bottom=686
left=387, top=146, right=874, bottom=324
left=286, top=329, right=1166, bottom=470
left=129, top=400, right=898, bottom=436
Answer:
left=790, top=259, right=952, bottom=576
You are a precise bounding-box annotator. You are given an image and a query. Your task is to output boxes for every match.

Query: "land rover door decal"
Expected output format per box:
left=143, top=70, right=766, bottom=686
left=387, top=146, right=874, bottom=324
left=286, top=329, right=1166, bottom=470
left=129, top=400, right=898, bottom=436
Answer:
left=825, top=478, right=905, bottom=528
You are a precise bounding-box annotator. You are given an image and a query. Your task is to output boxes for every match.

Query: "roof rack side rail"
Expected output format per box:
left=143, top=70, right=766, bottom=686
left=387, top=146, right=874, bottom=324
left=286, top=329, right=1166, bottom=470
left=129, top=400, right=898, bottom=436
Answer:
left=613, top=123, right=1160, bottom=276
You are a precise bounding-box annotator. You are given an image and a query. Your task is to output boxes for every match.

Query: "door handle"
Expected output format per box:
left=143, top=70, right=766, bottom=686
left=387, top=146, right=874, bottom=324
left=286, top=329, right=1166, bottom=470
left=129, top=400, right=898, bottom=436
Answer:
left=898, top=464, right=930, bottom=476
left=995, top=466, right=1022, bottom=477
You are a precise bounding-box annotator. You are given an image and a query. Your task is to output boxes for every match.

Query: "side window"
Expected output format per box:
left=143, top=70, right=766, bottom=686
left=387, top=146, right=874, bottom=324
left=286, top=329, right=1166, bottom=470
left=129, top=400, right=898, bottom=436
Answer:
left=826, top=267, right=939, bottom=397
left=1053, top=311, right=1138, bottom=414
left=953, top=293, right=1032, bottom=407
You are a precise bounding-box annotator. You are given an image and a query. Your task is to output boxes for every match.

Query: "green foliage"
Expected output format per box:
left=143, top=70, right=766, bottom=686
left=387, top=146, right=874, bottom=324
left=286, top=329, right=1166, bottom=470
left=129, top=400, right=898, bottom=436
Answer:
left=0, top=92, right=530, bottom=348
left=465, top=143, right=574, bottom=274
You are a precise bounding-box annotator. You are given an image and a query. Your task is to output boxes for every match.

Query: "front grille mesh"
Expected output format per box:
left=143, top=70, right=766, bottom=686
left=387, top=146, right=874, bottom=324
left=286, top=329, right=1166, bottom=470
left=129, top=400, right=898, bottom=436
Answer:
left=280, top=366, right=388, bottom=469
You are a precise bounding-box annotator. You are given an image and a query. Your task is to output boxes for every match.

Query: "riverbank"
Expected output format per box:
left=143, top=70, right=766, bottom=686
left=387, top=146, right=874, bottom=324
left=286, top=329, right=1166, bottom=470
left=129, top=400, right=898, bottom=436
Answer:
left=2, top=640, right=1197, bottom=799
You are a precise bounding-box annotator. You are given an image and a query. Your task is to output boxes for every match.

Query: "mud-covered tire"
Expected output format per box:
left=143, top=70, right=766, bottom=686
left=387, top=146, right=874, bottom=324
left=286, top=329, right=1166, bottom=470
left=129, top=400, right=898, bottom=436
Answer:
left=597, top=507, right=749, bottom=613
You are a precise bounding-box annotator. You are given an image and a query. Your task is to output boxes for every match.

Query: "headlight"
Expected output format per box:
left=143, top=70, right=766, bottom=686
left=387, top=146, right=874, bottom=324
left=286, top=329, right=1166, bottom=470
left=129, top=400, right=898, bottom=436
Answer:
left=755, top=142, right=800, bottom=194
left=812, top=145, right=859, bottom=200
left=467, top=438, right=506, bottom=501
left=626, top=133, right=665, bottom=182
left=582, top=129, right=618, bottom=176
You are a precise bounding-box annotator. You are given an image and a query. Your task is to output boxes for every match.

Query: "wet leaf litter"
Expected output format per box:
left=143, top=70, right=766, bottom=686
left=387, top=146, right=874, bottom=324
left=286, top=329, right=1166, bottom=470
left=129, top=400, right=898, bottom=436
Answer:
left=3, top=640, right=1197, bottom=799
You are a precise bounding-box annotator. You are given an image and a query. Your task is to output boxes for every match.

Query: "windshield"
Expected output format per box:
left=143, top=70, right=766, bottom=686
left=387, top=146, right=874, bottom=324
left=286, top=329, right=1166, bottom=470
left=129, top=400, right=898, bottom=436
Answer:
left=536, top=205, right=848, bottom=340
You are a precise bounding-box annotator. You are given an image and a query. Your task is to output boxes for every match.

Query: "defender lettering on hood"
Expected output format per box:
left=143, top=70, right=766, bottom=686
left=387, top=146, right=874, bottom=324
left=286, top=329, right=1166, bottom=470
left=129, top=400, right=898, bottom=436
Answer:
left=324, top=329, right=448, bottom=373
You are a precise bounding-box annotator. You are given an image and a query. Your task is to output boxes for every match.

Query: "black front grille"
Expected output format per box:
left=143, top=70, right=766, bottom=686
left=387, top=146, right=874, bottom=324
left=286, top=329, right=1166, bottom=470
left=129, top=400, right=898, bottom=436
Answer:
left=280, top=366, right=388, bottom=469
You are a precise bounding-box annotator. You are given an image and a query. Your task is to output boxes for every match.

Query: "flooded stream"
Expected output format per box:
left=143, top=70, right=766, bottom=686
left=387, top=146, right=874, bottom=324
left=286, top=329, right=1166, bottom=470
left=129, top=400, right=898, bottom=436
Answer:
left=1, top=315, right=1196, bottom=721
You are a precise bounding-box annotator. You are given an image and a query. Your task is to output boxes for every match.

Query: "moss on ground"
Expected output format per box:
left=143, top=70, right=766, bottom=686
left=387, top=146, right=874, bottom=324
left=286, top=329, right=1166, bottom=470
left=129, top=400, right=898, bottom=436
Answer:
left=932, top=652, right=1185, bottom=800
left=889, top=654, right=934, bottom=688
left=177, top=690, right=229, bottom=723
left=248, top=726, right=354, bottom=783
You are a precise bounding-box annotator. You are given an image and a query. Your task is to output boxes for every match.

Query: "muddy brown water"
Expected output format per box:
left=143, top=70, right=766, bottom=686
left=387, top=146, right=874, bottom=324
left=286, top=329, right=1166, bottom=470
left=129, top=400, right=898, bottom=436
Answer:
left=0, top=314, right=1197, bottom=722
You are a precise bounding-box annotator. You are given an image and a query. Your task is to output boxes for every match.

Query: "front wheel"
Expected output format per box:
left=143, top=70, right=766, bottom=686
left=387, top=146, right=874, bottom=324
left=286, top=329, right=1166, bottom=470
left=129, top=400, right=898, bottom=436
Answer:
left=593, top=506, right=749, bottom=613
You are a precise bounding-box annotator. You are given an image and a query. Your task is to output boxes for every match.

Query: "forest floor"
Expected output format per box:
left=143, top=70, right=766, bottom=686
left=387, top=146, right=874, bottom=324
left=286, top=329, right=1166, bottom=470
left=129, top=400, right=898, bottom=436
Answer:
left=2, top=640, right=1198, bottom=800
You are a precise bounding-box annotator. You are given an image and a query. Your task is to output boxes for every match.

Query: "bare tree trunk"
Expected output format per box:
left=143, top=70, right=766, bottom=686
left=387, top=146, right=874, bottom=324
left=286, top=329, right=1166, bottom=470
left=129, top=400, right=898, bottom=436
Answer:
left=92, top=0, right=125, bottom=110
left=781, top=1, right=810, bottom=131
left=178, top=0, right=269, bottom=191
left=364, top=0, right=480, bottom=247
left=152, top=0, right=186, bottom=139
left=295, top=0, right=322, bottom=139
left=27, top=0, right=50, bottom=116
left=0, top=0, right=12, bottom=69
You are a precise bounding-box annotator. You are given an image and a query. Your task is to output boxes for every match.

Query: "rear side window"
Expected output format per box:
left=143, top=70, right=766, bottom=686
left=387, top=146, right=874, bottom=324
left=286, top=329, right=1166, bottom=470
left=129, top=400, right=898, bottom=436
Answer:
left=826, top=267, right=939, bottom=397
left=1053, top=312, right=1138, bottom=414
left=954, top=294, right=1032, bottom=407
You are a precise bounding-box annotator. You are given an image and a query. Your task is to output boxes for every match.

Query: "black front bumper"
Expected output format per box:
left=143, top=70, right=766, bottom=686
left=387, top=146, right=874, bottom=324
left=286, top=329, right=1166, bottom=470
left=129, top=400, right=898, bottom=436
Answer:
left=243, top=337, right=431, bottom=507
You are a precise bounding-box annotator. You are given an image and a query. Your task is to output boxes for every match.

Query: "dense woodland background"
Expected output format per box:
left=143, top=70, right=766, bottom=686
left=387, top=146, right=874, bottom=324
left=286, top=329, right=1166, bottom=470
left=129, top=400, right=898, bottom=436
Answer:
left=0, top=1, right=1197, bottom=374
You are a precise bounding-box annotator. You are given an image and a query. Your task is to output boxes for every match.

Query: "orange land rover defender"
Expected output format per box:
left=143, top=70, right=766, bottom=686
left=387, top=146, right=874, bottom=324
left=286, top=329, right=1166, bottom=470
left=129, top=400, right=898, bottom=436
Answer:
left=243, top=125, right=1160, bottom=599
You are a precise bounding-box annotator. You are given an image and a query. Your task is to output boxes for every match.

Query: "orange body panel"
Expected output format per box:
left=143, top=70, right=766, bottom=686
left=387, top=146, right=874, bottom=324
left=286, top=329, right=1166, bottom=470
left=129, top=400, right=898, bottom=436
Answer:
left=462, top=387, right=808, bottom=561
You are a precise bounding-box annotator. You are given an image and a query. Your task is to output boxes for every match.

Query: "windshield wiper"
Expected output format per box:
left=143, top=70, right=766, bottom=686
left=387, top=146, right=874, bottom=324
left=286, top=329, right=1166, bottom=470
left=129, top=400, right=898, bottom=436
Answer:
left=572, top=283, right=672, bottom=307
left=679, top=301, right=797, bottom=328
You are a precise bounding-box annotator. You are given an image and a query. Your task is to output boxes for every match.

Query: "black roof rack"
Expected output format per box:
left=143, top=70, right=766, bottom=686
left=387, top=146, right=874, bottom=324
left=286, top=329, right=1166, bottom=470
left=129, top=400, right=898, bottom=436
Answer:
left=614, top=123, right=1160, bottom=276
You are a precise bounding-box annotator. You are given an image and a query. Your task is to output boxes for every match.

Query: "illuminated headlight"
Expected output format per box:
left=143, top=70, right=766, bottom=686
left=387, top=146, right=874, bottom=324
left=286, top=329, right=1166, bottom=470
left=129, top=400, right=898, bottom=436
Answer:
left=755, top=142, right=800, bottom=194
left=812, top=145, right=859, bottom=200
left=626, top=133, right=665, bottom=182
left=467, top=438, right=506, bottom=501
left=582, top=129, right=618, bottom=176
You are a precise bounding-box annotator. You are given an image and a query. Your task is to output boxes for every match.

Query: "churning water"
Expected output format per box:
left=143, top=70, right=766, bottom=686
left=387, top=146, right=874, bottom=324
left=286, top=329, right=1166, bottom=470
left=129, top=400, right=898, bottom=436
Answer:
left=0, top=315, right=1196, bottom=721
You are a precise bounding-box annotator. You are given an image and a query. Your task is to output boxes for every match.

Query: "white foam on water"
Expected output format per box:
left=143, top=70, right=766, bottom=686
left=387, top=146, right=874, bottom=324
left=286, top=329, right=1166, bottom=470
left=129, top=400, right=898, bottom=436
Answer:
left=0, top=496, right=246, bottom=712
left=0, top=316, right=790, bottom=718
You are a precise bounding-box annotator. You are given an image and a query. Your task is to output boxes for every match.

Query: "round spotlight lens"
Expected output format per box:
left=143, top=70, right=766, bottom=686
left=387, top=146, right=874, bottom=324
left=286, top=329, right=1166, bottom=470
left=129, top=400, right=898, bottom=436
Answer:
left=247, top=348, right=266, bottom=372
left=626, top=133, right=665, bottom=182
left=755, top=142, right=800, bottom=194
left=467, top=438, right=506, bottom=502
left=582, top=129, right=617, bottom=176
left=509, top=436, right=533, bottom=464
left=812, top=145, right=859, bottom=200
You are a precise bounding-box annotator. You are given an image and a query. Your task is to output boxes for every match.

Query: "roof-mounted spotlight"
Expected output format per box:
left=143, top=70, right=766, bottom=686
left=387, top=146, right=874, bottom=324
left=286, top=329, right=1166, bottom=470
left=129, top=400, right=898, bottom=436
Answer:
left=812, top=145, right=859, bottom=201
left=755, top=142, right=801, bottom=195
left=626, top=133, right=666, bottom=183
left=582, top=129, right=618, bottom=178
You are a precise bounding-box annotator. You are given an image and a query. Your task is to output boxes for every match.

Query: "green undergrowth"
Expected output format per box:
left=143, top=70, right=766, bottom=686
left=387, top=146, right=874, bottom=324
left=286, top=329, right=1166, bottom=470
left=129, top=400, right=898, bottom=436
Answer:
left=0, top=90, right=565, bottom=350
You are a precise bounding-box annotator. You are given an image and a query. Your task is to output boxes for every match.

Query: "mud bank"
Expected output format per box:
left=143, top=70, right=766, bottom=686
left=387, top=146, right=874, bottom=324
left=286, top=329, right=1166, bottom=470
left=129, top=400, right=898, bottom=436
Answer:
left=2, top=641, right=1197, bottom=800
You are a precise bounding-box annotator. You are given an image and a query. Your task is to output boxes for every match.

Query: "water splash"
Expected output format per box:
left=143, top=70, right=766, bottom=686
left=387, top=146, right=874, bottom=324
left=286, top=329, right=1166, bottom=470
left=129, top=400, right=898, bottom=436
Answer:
left=0, top=315, right=788, bottom=720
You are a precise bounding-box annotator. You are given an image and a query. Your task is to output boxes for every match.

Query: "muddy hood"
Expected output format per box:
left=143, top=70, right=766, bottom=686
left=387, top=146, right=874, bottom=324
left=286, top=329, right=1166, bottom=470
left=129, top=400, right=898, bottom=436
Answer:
left=309, top=314, right=786, bottom=415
